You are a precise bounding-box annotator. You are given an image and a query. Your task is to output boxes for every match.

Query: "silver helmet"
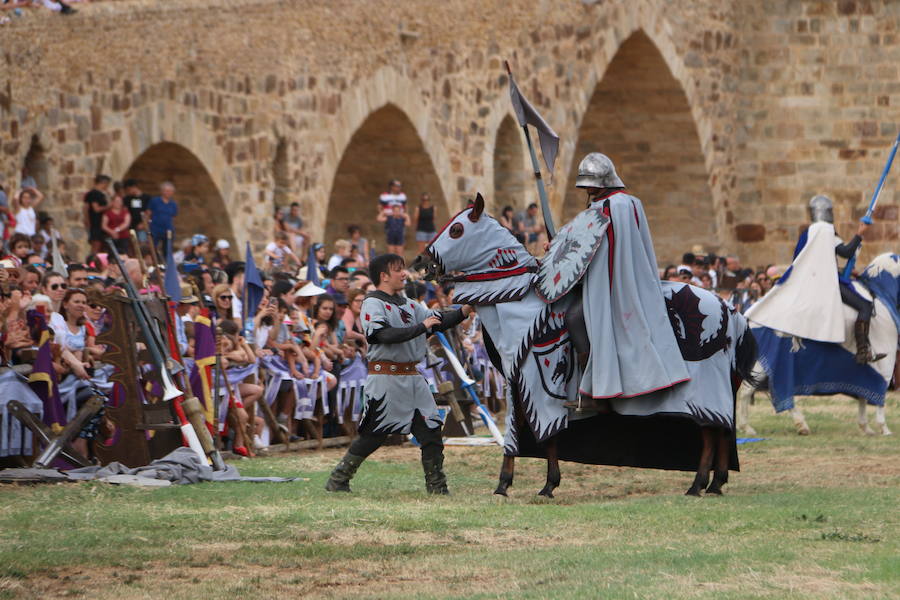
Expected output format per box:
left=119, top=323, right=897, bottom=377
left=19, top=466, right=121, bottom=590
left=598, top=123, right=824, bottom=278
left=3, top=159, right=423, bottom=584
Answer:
left=808, top=194, right=834, bottom=223
left=575, top=152, right=624, bottom=189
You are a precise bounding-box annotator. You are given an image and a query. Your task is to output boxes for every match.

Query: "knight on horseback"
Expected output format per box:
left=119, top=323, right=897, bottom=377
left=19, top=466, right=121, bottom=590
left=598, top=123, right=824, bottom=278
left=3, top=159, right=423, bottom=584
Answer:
left=550, top=152, right=690, bottom=404
left=746, top=194, right=886, bottom=364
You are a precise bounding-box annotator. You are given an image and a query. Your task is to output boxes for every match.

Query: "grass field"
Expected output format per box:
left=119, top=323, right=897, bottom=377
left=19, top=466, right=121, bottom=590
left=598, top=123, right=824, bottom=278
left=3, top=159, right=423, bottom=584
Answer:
left=1, top=395, right=898, bottom=599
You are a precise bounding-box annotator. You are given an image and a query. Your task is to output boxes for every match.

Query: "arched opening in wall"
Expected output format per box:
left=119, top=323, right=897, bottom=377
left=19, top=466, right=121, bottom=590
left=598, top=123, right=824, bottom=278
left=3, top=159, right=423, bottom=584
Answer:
left=493, top=115, right=527, bottom=214
left=123, top=142, right=235, bottom=248
left=23, top=135, right=49, bottom=191
left=327, top=104, right=447, bottom=259
left=272, top=137, right=291, bottom=209
left=564, top=30, right=716, bottom=264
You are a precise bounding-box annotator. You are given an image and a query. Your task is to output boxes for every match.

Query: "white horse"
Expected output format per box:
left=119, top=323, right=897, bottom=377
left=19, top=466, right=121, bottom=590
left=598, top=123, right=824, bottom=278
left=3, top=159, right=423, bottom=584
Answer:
left=415, top=194, right=757, bottom=497
left=737, top=253, right=899, bottom=437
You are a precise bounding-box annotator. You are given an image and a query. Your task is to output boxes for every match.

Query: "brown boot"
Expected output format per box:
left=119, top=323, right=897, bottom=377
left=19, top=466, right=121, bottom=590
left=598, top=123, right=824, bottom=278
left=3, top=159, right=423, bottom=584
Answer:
left=854, top=319, right=887, bottom=365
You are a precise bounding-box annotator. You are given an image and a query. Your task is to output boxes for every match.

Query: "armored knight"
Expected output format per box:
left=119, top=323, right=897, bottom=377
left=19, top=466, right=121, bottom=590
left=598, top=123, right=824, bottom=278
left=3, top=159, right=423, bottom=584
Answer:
left=325, top=253, right=472, bottom=495
left=541, top=153, right=690, bottom=402
left=746, top=195, right=885, bottom=364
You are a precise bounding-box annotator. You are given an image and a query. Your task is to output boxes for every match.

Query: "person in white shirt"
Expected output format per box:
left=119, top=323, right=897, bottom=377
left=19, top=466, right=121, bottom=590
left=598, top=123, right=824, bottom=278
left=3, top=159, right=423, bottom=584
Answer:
left=265, top=231, right=301, bottom=271
left=13, top=187, right=44, bottom=236
left=327, top=239, right=352, bottom=270
left=378, top=179, right=407, bottom=217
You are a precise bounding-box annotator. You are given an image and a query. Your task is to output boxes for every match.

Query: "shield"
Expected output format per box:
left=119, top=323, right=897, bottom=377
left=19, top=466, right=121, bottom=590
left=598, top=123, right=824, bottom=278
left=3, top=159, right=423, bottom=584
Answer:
left=536, top=206, right=609, bottom=303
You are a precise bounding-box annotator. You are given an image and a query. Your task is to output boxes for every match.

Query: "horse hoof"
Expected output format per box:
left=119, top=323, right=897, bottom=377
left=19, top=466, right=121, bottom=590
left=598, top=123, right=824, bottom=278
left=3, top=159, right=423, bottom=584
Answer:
left=493, top=487, right=509, bottom=497
left=537, top=489, right=555, bottom=499
left=859, top=423, right=876, bottom=436
left=705, top=487, right=723, bottom=496
left=880, top=424, right=893, bottom=436
left=795, top=424, right=810, bottom=436
left=685, top=488, right=702, bottom=497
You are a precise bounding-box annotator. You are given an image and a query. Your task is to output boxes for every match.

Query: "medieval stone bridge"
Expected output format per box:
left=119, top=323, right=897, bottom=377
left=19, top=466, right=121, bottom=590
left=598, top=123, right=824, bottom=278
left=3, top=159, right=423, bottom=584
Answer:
left=2, top=0, right=898, bottom=265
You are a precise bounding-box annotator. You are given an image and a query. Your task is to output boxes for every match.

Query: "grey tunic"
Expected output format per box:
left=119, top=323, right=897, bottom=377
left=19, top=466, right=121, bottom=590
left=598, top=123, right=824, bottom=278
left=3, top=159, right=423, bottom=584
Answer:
left=359, top=292, right=464, bottom=435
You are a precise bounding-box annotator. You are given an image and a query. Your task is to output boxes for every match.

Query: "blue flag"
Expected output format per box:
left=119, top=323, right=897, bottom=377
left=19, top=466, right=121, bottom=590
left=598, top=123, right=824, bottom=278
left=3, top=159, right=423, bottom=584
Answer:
left=306, top=244, right=320, bottom=286
left=244, top=241, right=265, bottom=320
left=164, top=237, right=182, bottom=301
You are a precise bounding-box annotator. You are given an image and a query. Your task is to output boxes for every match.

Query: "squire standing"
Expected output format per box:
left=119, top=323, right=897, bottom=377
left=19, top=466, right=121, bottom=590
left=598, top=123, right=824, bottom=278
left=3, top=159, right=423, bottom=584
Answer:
left=325, top=253, right=473, bottom=495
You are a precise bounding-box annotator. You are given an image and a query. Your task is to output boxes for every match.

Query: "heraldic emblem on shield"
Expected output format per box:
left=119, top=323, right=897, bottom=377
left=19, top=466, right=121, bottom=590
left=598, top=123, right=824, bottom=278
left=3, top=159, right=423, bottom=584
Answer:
left=536, top=206, right=610, bottom=303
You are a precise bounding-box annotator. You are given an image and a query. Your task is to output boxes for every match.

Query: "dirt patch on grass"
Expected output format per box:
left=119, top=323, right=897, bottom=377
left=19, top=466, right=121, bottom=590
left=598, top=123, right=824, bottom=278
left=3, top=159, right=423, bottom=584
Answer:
left=12, top=557, right=507, bottom=600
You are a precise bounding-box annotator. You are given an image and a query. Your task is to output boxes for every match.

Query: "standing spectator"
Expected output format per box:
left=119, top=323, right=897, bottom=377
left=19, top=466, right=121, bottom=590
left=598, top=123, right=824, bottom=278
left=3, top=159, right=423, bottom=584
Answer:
left=101, top=192, right=131, bottom=254
left=13, top=186, right=44, bottom=236
left=147, top=181, right=178, bottom=257
left=377, top=204, right=410, bottom=255
left=0, top=174, right=10, bottom=242
left=265, top=231, right=300, bottom=271
left=123, top=179, right=151, bottom=243
left=327, top=239, right=351, bottom=270
left=498, top=205, right=525, bottom=243
left=413, top=193, right=436, bottom=253
left=83, top=174, right=111, bottom=254
left=346, top=225, right=369, bottom=266
left=378, top=179, right=407, bottom=216
left=520, top=203, right=543, bottom=253
left=282, top=202, right=309, bottom=254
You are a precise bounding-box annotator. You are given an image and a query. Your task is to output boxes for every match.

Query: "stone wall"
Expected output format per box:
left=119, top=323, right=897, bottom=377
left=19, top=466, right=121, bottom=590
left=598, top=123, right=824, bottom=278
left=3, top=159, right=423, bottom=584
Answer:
left=0, top=0, right=897, bottom=268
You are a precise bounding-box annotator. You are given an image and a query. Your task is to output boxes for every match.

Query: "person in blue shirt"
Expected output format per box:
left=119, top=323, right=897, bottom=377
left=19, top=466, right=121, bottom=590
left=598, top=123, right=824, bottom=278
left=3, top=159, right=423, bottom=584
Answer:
left=147, top=181, right=179, bottom=256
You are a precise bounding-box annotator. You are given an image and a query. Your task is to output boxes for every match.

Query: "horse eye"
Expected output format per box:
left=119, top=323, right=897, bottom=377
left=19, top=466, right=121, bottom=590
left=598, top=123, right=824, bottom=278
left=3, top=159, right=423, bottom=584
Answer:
left=449, top=223, right=464, bottom=239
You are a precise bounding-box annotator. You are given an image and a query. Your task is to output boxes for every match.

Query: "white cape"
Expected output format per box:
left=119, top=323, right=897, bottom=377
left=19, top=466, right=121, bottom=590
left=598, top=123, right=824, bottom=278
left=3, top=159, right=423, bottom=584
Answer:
left=745, top=222, right=845, bottom=343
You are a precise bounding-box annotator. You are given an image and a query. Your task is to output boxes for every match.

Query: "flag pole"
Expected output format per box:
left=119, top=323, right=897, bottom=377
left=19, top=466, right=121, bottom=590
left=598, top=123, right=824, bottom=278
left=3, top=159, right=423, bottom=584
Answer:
left=505, top=61, right=556, bottom=239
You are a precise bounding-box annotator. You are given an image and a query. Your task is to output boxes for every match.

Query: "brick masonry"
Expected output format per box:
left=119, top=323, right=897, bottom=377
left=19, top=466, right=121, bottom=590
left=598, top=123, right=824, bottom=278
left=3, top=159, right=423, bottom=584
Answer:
left=0, top=0, right=897, bottom=268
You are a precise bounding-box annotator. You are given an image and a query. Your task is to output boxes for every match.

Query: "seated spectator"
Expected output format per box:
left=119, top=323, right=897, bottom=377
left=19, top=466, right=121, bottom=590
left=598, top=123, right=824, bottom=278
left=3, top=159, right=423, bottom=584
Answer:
left=4, top=233, right=32, bottom=267
left=265, top=231, right=300, bottom=272
left=326, top=266, right=350, bottom=297
left=66, top=264, right=88, bottom=289
left=347, top=225, right=369, bottom=266
left=211, top=239, right=232, bottom=269
left=282, top=202, right=309, bottom=255
left=184, top=234, right=209, bottom=265
left=327, top=239, right=351, bottom=270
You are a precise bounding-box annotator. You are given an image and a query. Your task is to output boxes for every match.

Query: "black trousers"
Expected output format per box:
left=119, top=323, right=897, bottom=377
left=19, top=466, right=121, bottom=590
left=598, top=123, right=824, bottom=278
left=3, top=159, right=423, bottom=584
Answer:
left=839, top=282, right=873, bottom=321
left=349, top=412, right=444, bottom=463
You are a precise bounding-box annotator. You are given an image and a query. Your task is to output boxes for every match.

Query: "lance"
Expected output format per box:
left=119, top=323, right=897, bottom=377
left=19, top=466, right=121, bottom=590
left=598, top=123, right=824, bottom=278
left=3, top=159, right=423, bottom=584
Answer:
left=842, top=129, right=900, bottom=279
left=505, top=61, right=558, bottom=240
left=434, top=331, right=504, bottom=445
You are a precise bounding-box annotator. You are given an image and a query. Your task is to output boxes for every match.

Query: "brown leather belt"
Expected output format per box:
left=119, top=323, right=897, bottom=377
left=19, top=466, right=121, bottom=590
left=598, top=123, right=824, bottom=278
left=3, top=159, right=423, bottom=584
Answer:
left=368, top=360, right=419, bottom=375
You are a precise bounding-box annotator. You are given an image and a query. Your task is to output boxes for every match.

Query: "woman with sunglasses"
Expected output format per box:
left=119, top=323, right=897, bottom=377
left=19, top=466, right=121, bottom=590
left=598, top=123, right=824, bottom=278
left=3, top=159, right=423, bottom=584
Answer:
left=41, top=271, right=67, bottom=312
left=211, top=283, right=235, bottom=321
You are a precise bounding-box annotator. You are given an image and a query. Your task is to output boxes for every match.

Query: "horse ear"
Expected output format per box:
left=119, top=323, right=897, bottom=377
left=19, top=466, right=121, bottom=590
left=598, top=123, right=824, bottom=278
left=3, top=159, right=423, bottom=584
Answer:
left=469, top=193, right=485, bottom=222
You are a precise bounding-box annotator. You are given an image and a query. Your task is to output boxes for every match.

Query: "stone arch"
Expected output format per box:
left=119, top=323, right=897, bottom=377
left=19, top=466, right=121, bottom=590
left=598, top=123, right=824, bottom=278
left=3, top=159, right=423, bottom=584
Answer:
left=23, top=134, right=50, bottom=192
left=562, top=29, right=717, bottom=263
left=317, top=68, right=455, bottom=242
left=105, top=100, right=247, bottom=249
left=491, top=115, right=528, bottom=215
left=123, top=142, right=235, bottom=247
left=326, top=103, right=447, bottom=258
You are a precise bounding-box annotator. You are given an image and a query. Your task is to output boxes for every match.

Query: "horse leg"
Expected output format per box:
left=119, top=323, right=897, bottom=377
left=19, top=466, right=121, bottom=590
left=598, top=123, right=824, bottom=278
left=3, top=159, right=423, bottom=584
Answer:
left=494, top=454, right=515, bottom=496
left=736, top=381, right=757, bottom=436
left=538, top=436, right=561, bottom=498
left=858, top=398, right=876, bottom=435
left=686, top=428, right=715, bottom=496
left=790, top=406, right=811, bottom=435
left=875, top=404, right=892, bottom=436
left=705, top=428, right=731, bottom=495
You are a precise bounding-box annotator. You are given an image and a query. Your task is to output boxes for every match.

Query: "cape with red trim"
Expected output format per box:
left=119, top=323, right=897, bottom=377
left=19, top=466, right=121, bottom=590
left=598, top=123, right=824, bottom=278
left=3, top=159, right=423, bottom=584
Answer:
left=545, top=191, right=690, bottom=399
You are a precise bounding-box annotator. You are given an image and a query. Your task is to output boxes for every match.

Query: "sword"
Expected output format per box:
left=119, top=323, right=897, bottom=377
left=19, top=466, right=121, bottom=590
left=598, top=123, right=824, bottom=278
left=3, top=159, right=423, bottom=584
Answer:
left=842, top=129, right=900, bottom=279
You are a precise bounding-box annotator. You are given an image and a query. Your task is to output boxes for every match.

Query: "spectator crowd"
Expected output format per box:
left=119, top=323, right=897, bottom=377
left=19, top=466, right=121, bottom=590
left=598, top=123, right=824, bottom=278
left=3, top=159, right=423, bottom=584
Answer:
left=0, top=170, right=502, bottom=463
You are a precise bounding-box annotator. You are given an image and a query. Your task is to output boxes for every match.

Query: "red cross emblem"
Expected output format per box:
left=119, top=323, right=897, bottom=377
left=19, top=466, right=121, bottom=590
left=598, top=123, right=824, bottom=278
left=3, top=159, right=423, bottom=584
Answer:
left=385, top=305, right=392, bottom=311
left=553, top=272, right=561, bottom=285
left=364, top=314, right=370, bottom=321
left=544, top=358, right=551, bottom=367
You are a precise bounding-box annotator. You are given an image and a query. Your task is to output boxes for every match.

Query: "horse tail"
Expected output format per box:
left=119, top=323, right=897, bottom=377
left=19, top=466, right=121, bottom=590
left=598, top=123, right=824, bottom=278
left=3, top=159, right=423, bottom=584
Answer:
left=734, top=323, right=759, bottom=388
